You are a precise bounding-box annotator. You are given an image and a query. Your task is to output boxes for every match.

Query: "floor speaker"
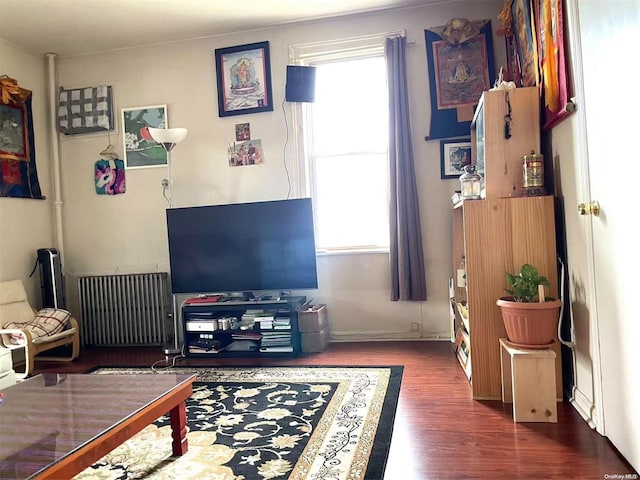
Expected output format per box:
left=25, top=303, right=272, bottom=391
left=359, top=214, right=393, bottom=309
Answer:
left=285, top=65, right=316, bottom=103
left=37, top=248, right=66, bottom=309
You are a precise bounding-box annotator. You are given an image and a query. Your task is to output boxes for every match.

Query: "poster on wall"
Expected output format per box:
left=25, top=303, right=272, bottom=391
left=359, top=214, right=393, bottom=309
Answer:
left=95, top=159, right=126, bottom=195
left=424, top=19, right=496, bottom=141
left=121, top=104, right=168, bottom=169
left=0, top=76, right=44, bottom=199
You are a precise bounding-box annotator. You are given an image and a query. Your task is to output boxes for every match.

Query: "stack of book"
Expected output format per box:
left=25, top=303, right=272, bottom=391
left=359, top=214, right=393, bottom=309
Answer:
left=241, top=309, right=264, bottom=329
left=273, top=316, right=291, bottom=330
left=231, top=331, right=262, bottom=342
left=254, top=313, right=275, bottom=330
left=260, top=331, right=293, bottom=353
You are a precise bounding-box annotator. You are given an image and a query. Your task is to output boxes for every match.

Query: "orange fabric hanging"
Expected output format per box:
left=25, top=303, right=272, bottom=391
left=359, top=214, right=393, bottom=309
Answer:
left=0, top=76, right=31, bottom=105
left=541, top=0, right=559, bottom=112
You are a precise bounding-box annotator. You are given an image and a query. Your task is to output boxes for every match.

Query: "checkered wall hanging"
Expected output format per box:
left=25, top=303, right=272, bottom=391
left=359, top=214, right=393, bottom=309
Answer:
left=58, top=85, right=114, bottom=134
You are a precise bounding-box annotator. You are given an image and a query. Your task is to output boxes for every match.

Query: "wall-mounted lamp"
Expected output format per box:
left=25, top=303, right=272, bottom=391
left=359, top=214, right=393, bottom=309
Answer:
left=148, top=127, right=188, bottom=208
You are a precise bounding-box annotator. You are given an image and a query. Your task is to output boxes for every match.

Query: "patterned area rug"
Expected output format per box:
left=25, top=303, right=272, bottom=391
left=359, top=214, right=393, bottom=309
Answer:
left=74, top=366, right=402, bottom=480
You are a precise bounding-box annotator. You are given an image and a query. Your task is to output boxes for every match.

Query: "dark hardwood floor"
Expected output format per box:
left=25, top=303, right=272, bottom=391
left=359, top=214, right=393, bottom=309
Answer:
left=33, top=341, right=636, bottom=479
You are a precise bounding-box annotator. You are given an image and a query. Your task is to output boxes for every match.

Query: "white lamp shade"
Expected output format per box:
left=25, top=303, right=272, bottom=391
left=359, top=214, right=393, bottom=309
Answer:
left=148, top=127, right=188, bottom=145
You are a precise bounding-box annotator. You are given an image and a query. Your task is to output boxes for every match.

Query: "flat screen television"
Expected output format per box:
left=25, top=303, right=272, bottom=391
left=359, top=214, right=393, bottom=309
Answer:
left=166, top=198, right=318, bottom=295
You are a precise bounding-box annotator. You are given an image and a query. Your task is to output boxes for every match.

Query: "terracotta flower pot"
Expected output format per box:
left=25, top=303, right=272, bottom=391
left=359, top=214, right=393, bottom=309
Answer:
left=496, top=296, right=562, bottom=347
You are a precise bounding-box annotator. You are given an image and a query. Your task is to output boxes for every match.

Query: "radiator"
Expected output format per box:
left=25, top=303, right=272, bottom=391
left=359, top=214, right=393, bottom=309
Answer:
left=78, top=273, right=170, bottom=346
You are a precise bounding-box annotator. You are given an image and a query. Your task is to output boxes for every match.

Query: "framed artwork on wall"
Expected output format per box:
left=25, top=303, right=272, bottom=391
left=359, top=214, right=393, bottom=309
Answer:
left=121, top=105, right=167, bottom=169
left=440, top=138, right=472, bottom=179
left=214, top=41, right=274, bottom=117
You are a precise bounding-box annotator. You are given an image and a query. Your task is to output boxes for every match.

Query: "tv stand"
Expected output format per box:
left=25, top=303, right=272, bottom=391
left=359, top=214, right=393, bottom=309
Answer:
left=182, top=296, right=306, bottom=358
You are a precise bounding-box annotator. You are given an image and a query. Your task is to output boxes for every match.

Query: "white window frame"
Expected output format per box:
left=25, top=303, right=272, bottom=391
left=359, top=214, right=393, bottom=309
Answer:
left=289, top=32, right=402, bottom=254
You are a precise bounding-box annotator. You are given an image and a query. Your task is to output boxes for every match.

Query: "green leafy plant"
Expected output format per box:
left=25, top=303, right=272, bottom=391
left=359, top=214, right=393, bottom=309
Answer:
left=504, top=263, right=551, bottom=302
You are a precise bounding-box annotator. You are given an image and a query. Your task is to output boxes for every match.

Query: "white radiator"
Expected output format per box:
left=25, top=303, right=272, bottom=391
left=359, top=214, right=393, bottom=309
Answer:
left=78, top=273, right=169, bottom=346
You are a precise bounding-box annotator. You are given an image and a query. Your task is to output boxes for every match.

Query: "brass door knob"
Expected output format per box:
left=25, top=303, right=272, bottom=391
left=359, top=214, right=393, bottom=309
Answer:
left=578, top=201, right=600, bottom=216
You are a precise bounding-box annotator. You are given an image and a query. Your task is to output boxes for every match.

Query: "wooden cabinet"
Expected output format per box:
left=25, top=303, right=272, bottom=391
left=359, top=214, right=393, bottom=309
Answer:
left=471, top=87, right=540, bottom=198
left=452, top=195, right=562, bottom=400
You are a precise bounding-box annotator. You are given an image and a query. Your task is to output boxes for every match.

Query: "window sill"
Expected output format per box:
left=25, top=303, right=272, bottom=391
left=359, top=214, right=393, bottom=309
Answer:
left=316, top=248, right=389, bottom=257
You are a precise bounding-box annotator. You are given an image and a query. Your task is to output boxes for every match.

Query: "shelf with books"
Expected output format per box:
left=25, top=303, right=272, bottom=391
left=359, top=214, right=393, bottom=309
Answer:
left=451, top=196, right=561, bottom=400
left=182, top=296, right=305, bottom=358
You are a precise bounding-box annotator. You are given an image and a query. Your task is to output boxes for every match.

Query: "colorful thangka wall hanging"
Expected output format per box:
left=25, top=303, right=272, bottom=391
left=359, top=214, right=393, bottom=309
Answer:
left=0, top=76, right=45, bottom=199
left=424, top=19, right=496, bottom=140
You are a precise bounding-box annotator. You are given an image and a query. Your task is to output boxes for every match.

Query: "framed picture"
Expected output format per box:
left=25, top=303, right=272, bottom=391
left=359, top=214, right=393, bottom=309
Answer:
left=121, top=105, right=167, bottom=169
left=440, top=138, right=472, bottom=179
left=215, top=41, right=273, bottom=117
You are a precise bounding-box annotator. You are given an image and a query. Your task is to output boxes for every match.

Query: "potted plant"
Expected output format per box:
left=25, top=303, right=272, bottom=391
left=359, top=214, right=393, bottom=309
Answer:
left=496, top=263, right=562, bottom=347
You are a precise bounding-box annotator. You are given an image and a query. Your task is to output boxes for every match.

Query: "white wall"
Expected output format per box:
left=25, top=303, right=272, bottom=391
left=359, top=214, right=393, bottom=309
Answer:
left=0, top=39, right=55, bottom=305
left=5, top=1, right=505, bottom=340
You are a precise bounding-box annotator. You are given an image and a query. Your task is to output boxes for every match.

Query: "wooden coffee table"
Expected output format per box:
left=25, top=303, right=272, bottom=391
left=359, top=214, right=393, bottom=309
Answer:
left=0, top=372, right=196, bottom=479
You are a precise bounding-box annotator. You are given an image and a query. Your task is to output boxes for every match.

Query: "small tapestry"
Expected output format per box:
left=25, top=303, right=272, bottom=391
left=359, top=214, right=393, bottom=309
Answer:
left=58, top=85, right=114, bottom=134
left=95, top=158, right=126, bottom=195
left=0, top=77, right=44, bottom=199
left=424, top=19, right=496, bottom=140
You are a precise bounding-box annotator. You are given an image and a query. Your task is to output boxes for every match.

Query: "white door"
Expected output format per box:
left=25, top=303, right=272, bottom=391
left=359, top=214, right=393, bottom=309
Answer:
left=565, top=0, right=640, bottom=470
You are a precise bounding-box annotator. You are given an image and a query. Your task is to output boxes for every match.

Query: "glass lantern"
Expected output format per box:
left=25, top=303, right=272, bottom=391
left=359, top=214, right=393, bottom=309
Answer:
left=459, top=164, right=482, bottom=199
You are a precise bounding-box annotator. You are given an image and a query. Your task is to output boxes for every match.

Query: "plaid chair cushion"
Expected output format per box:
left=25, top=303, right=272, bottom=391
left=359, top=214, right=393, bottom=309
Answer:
left=1, top=308, right=71, bottom=345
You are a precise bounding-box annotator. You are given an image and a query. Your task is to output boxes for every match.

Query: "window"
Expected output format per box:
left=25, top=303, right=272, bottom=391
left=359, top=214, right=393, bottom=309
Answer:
left=295, top=42, right=390, bottom=252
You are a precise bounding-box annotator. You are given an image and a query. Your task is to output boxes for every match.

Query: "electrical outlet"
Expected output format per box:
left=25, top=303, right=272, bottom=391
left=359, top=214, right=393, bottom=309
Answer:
left=410, top=322, right=420, bottom=332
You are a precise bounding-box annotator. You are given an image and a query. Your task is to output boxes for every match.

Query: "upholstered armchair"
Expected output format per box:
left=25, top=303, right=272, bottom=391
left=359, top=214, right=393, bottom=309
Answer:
left=0, top=279, right=79, bottom=379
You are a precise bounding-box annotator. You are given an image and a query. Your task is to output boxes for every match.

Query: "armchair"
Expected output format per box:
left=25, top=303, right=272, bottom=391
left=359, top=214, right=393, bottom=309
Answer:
left=0, top=279, right=79, bottom=379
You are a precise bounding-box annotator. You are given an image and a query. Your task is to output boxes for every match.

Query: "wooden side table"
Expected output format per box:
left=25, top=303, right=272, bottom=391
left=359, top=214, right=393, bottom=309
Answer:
left=499, top=338, right=558, bottom=423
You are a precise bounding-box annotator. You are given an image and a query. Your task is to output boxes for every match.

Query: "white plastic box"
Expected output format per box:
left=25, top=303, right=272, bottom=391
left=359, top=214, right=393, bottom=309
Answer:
left=0, top=347, right=16, bottom=389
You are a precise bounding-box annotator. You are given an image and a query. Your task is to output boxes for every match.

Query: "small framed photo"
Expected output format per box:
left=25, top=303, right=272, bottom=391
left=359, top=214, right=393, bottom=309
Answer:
left=440, top=138, right=472, bottom=179
left=235, top=122, right=250, bottom=141
left=228, top=139, right=264, bottom=167
left=122, top=105, right=168, bottom=169
left=215, top=41, right=274, bottom=117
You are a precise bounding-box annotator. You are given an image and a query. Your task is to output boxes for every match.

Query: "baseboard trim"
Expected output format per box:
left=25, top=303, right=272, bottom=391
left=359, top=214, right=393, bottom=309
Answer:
left=570, top=386, right=598, bottom=429
left=330, top=331, right=450, bottom=342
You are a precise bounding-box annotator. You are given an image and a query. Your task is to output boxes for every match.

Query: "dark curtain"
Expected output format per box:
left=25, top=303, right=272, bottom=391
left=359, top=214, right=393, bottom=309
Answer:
left=386, top=36, right=426, bottom=301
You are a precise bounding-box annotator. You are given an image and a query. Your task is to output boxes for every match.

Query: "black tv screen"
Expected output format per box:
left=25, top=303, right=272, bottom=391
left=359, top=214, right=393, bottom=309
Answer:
left=166, top=198, right=318, bottom=294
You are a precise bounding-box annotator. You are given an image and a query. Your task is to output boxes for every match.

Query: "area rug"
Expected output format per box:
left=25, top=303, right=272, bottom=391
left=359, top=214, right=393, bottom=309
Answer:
left=74, top=366, right=402, bottom=480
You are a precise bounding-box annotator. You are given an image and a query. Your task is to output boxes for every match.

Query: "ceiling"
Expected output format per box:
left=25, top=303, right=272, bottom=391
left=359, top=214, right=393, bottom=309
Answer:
left=0, top=0, right=447, bottom=58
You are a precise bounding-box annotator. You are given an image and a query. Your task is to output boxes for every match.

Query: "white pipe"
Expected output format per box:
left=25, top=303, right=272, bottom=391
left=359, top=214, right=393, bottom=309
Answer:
left=46, top=53, right=65, bottom=268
